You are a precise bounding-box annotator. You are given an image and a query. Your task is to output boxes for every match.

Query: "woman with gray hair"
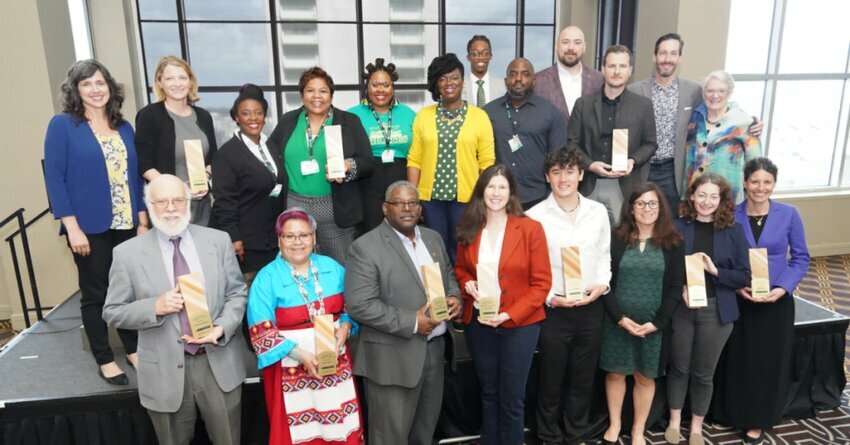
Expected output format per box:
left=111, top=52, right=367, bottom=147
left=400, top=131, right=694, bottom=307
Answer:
left=44, top=59, right=148, bottom=385
left=682, top=70, right=762, bottom=204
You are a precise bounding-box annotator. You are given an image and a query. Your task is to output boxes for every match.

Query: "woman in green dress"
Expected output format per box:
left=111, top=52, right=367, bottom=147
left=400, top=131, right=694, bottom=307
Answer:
left=599, top=182, right=685, bottom=445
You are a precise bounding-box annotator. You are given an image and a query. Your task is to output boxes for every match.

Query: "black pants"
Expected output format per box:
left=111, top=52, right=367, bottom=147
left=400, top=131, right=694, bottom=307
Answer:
left=536, top=299, right=604, bottom=445
left=72, top=228, right=138, bottom=365
left=360, top=158, right=407, bottom=233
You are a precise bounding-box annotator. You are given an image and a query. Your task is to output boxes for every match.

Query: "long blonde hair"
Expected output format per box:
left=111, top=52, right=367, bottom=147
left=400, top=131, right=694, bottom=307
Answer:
left=152, top=56, right=200, bottom=103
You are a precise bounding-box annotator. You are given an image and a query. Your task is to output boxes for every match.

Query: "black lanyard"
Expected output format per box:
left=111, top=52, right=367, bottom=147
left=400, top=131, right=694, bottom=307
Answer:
left=305, top=108, right=333, bottom=158
left=369, top=104, right=393, bottom=151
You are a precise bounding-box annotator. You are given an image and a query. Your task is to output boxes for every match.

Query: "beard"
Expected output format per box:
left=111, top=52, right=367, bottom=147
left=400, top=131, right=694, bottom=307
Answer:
left=559, top=53, right=581, bottom=68
left=150, top=207, right=191, bottom=237
left=508, top=86, right=533, bottom=100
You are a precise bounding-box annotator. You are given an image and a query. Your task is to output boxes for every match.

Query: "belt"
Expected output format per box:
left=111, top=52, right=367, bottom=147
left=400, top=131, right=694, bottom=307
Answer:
left=651, top=158, right=674, bottom=165
left=185, top=346, right=206, bottom=356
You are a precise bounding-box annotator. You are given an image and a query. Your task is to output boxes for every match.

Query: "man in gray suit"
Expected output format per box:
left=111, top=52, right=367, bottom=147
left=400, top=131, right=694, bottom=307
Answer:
left=345, top=180, right=462, bottom=445
left=568, top=45, right=657, bottom=225
left=534, top=25, right=605, bottom=127
left=103, top=174, right=247, bottom=445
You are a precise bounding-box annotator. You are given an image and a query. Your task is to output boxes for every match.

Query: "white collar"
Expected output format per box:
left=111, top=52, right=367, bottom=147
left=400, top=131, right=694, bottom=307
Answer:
left=557, top=62, right=583, bottom=79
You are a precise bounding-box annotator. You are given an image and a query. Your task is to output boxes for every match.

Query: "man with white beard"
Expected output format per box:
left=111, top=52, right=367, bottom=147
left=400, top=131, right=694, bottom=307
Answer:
left=103, top=174, right=247, bottom=445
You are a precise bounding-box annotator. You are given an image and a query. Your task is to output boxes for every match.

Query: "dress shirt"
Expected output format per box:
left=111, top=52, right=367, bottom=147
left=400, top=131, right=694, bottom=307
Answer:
left=389, top=222, right=446, bottom=340
left=466, top=72, right=493, bottom=106
left=157, top=227, right=205, bottom=286
left=235, top=129, right=278, bottom=176
left=526, top=193, right=611, bottom=305
left=650, top=77, right=678, bottom=162
left=557, top=63, right=583, bottom=115
left=599, top=92, right=621, bottom=153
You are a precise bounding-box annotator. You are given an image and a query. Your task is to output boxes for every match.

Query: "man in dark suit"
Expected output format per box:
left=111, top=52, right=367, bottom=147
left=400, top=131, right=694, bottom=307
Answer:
left=345, top=180, right=462, bottom=445
left=103, top=174, right=247, bottom=445
left=534, top=25, right=604, bottom=127
left=567, top=45, right=657, bottom=225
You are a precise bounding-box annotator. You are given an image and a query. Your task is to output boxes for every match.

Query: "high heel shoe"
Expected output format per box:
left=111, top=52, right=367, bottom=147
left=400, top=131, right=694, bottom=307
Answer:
left=98, top=368, right=129, bottom=385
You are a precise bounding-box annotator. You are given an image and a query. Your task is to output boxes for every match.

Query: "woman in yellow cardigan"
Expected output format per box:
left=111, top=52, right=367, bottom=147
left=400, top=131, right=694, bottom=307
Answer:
left=407, top=53, right=495, bottom=262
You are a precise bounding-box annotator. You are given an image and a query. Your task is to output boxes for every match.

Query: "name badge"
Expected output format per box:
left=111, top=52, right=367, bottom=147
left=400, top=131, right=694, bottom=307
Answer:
left=381, top=149, right=395, bottom=163
left=509, top=134, right=523, bottom=152
left=300, top=159, right=320, bottom=176
left=269, top=184, right=282, bottom=198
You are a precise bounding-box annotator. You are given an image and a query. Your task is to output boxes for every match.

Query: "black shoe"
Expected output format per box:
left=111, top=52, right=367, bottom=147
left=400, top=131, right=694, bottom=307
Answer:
left=98, top=368, right=129, bottom=385
left=125, top=356, right=136, bottom=371
left=742, top=431, right=764, bottom=445
left=598, top=439, right=617, bottom=445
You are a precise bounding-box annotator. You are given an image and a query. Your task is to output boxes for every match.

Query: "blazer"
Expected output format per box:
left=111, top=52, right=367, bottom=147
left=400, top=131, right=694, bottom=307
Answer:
left=675, top=218, right=751, bottom=325
left=567, top=89, right=658, bottom=197
left=455, top=216, right=551, bottom=327
left=734, top=201, right=810, bottom=294
left=627, top=76, right=702, bottom=196
left=268, top=107, right=376, bottom=228
left=210, top=134, right=285, bottom=252
left=345, top=221, right=461, bottom=388
left=534, top=63, right=604, bottom=127
left=43, top=114, right=145, bottom=234
left=103, top=225, right=248, bottom=412
left=134, top=101, right=218, bottom=176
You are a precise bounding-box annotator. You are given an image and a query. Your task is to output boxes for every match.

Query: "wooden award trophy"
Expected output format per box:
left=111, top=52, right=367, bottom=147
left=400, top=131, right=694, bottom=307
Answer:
left=324, top=125, right=346, bottom=180
left=611, top=129, right=629, bottom=172
left=314, top=314, right=337, bottom=377
left=476, top=262, right=500, bottom=321
left=685, top=254, right=708, bottom=308
left=176, top=272, right=213, bottom=338
left=561, top=246, right=584, bottom=301
left=749, top=248, right=770, bottom=299
left=421, top=262, right=449, bottom=321
left=184, top=140, right=208, bottom=193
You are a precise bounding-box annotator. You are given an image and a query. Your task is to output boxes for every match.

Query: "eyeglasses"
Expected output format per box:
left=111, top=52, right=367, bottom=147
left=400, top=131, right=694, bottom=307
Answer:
left=281, top=232, right=314, bottom=243
left=633, top=200, right=660, bottom=209
left=468, top=51, right=491, bottom=58
left=369, top=81, right=392, bottom=89
left=150, top=198, right=189, bottom=209
left=705, top=88, right=730, bottom=97
left=385, top=200, right=421, bottom=210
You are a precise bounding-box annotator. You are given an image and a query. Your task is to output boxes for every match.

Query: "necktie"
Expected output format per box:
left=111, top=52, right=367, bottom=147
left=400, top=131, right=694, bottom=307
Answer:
left=171, top=237, right=201, bottom=355
left=476, top=79, right=486, bottom=107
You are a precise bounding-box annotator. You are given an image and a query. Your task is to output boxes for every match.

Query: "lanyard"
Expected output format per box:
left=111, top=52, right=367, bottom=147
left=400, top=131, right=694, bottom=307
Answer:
left=305, top=108, right=333, bottom=159
left=505, top=101, right=521, bottom=135
left=369, top=104, right=393, bottom=151
left=238, top=131, right=276, bottom=176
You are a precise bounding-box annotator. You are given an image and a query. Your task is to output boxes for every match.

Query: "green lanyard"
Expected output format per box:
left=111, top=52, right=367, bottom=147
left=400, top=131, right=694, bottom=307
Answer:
left=305, top=108, right=333, bottom=159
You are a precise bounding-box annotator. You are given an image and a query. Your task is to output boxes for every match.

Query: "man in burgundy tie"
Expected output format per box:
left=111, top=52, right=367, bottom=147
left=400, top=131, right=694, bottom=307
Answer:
left=103, top=174, right=248, bottom=445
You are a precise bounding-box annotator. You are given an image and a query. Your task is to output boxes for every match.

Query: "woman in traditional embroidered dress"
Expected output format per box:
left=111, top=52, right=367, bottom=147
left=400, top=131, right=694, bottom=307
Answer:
left=247, top=208, right=363, bottom=445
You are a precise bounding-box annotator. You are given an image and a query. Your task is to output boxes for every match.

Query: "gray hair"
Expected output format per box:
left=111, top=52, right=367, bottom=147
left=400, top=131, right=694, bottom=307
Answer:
left=702, top=70, right=735, bottom=92
left=384, top=180, right=419, bottom=202
left=144, top=174, right=192, bottom=206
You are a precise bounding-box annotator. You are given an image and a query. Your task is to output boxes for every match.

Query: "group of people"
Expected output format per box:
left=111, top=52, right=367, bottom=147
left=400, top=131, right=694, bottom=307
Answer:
left=41, top=22, right=810, bottom=445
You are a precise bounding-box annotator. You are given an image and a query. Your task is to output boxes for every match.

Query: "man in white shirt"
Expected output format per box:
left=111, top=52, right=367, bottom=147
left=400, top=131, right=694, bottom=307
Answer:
left=527, top=148, right=611, bottom=445
left=464, top=35, right=506, bottom=107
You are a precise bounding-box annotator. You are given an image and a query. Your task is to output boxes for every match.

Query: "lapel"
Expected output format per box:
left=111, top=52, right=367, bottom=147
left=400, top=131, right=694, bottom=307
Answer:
left=188, top=226, right=220, bottom=315
left=581, top=64, right=596, bottom=96
left=139, top=230, right=182, bottom=333
left=736, top=204, right=757, bottom=247
left=499, top=217, right=522, bottom=272
left=380, top=222, right=426, bottom=294
left=682, top=220, right=695, bottom=253
left=593, top=92, right=603, bottom=135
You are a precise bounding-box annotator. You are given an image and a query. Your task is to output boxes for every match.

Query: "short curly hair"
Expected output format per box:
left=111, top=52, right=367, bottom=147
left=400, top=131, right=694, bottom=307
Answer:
left=542, top=147, right=586, bottom=176
left=426, top=53, right=464, bottom=102
left=59, top=59, right=124, bottom=129
left=298, top=67, right=335, bottom=97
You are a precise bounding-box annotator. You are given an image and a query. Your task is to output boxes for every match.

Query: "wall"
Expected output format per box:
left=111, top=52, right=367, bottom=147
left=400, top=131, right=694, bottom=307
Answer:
left=557, top=0, right=599, bottom=69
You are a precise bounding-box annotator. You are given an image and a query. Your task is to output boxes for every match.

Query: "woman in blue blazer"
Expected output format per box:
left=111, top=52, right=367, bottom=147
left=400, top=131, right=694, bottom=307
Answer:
left=43, top=60, right=147, bottom=385
left=665, top=173, right=750, bottom=445
left=713, top=158, right=811, bottom=444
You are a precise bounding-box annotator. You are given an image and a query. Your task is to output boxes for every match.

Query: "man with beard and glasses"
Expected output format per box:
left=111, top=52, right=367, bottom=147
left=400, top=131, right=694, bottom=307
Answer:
left=535, top=25, right=604, bottom=127
left=484, top=58, right=567, bottom=209
left=103, top=174, right=248, bottom=445
left=628, top=33, right=762, bottom=213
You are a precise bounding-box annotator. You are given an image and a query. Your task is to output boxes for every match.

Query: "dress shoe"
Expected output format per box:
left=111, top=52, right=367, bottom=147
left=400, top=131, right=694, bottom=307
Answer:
left=125, top=356, right=136, bottom=371
left=742, top=431, right=765, bottom=444
left=98, top=368, right=129, bottom=385
left=597, top=438, right=617, bottom=445
left=664, top=427, right=681, bottom=444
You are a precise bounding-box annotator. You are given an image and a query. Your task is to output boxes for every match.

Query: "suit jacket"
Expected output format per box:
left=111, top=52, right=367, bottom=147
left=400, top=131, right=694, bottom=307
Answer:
left=675, top=218, right=750, bottom=325
left=210, top=134, right=284, bottom=252
left=464, top=72, right=507, bottom=106
left=103, top=225, right=248, bottom=412
left=43, top=114, right=145, bottom=234
left=268, top=107, right=376, bottom=228
left=455, top=216, right=551, bottom=327
left=134, top=101, right=218, bottom=176
left=345, top=221, right=461, bottom=388
left=734, top=201, right=810, bottom=294
left=567, top=89, right=658, bottom=197
left=628, top=76, right=702, bottom=195
left=534, top=63, right=604, bottom=127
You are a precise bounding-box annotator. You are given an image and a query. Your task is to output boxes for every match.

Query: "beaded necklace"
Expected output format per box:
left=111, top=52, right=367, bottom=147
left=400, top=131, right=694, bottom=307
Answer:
left=286, top=260, right=325, bottom=321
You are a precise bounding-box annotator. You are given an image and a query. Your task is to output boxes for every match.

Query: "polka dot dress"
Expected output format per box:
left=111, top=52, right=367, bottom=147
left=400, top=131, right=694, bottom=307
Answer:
left=431, top=101, right=467, bottom=201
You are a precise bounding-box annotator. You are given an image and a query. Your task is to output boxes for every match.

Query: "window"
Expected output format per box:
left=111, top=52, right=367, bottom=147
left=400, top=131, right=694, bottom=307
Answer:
left=68, top=0, right=93, bottom=60
left=134, top=0, right=556, bottom=146
left=726, top=0, right=850, bottom=191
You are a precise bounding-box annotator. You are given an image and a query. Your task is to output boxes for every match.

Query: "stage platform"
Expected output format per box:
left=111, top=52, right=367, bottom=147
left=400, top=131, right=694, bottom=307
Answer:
left=0, top=293, right=847, bottom=445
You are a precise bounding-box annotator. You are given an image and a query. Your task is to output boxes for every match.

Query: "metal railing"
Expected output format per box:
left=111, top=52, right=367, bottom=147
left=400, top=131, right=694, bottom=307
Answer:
left=2, top=208, right=50, bottom=328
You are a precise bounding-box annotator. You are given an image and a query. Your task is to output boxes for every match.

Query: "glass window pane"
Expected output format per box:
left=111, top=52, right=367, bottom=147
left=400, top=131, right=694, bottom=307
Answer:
left=523, top=26, right=554, bottom=74
left=186, top=23, right=274, bottom=86
left=729, top=80, right=765, bottom=122
left=140, top=22, right=181, bottom=87
left=769, top=80, right=843, bottom=189
left=196, top=92, right=279, bottom=148
left=446, top=0, right=516, bottom=23
left=725, top=0, right=774, bottom=74
left=183, top=0, right=269, bottom=21
left=137, top=0, right=177, bottom=20
left=363, top=0, right=438, bottom=22
left=395, top=90, right=429, bottom=111
left=525, top=0, right=555, bottom=24
left=779, top=0, right=850, bottom=73
left=363, top=24, right=439, bottom=85
left=278, top=23, right=359, bottom=85
left=446, top=25, right=516, bottom=86
left=281, top=90, right=360, bottom=115
left=277, top=0, right=356, bottom=22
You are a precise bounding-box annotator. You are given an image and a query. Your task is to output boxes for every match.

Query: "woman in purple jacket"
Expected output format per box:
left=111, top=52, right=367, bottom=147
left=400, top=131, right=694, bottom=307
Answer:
left=712, top=157, right=810, bottom=444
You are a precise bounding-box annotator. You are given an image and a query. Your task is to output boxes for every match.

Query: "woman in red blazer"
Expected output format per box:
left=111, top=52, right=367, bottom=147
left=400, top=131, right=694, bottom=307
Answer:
left=455, top=164, right=552, bottom=445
